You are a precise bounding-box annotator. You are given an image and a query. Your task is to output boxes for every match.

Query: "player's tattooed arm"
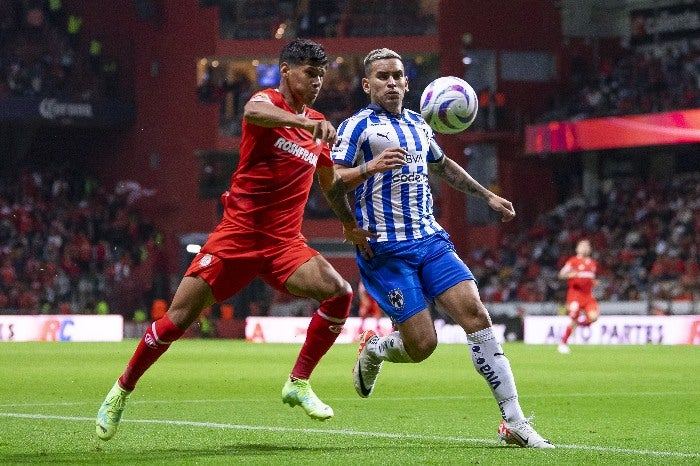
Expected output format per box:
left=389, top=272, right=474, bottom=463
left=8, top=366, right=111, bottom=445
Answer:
left=429, top=156, right=487, bottom=198
left=317, top=165, right=378, bottom=256
left=322, top=174, right=354, bottom=225
left=430, top=156, right=516, bottom=222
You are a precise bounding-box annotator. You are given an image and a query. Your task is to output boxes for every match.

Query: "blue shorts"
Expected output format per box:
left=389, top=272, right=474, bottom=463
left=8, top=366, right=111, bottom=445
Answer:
left=357, top=231, right=474, bottom=323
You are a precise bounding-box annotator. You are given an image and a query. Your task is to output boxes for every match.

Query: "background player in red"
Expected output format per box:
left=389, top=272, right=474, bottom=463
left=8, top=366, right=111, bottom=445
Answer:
left=356, top=278, right=383, bottom=338
left=358, top=278, right=382, bottom=319
left=557, top=239, right=599, bottom=354
left=96, top=39, right=375, bottom=441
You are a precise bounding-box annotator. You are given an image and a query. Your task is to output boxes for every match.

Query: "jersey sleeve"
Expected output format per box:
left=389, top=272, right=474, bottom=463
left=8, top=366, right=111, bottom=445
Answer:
left=426, top=129, right=445, bottom=163
left=317, top=145, right=334, bottom=167
left=302, top=107, right=334, bottom=168
left=331, top=117, right=363, bottom=167
left=248, top=89, right=274, bottom=104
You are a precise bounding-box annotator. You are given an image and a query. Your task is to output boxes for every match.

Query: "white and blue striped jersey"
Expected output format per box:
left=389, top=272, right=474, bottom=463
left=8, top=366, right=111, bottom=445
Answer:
left=331, top=104, right=446, bottom=242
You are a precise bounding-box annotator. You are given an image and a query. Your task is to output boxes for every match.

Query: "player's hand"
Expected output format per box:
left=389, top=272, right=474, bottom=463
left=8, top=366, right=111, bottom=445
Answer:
left=308, top=119, right=337, bottom=145
left=370, top=147, right=408, bottom=173
left=342, top=225, right=378, bottom=259
left=488, top=195, right=516, bottom=222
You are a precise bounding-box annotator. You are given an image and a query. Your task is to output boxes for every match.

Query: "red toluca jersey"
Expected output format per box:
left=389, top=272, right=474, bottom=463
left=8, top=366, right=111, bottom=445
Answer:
left=561, top=256, right=597, bottom=297
left=222, top=88, right=333, bottom=242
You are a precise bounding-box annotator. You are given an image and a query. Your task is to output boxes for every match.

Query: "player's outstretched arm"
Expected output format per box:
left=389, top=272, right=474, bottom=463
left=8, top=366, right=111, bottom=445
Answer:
left=317, top=165, right=377, bottom=258
left=243, top=100, right=337, bottom=145
left=429, top=156, right=515, bottom=222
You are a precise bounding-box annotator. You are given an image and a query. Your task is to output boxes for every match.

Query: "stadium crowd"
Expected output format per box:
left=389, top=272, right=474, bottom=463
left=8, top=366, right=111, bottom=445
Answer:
left=0, top=168, right=696, bottom=317
left=0, top=170, right=166, bottom=317
left=219, top=0, right=436, bottom=40
left=2, top=1, right=698, bottom=319
left=539, top=41, right=700, bottom=122
left=0, top=0, right=116, bottom=100
left=469, top=172, right=699, bottom=308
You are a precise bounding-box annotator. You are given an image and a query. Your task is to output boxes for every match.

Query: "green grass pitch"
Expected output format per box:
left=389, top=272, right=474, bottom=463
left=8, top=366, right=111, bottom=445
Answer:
left=0, top=339, right=698, bottom=465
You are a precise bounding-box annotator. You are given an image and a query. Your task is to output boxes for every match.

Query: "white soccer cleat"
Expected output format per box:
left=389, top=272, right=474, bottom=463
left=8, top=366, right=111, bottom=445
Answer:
left=353, top=330, right=382, bottom=398
left=498, top=419, right=555, bottom=448
left=557, top=343, right=570, bottom=354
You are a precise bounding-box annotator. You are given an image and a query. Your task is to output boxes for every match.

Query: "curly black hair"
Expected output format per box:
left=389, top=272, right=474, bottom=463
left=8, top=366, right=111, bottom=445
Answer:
left=279, top=38, right=328, bottom=67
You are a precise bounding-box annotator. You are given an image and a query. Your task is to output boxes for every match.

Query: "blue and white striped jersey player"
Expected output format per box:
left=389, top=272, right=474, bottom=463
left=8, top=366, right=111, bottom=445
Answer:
left=331, top=48, right=554, bottom=448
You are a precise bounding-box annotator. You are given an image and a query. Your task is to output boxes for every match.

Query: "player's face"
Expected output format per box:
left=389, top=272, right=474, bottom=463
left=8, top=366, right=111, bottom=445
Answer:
left=576, top=240, right=592, bottom=257
left=363, top=58, right=408, bottom=114
left=282, top=63, right=327, bottom=107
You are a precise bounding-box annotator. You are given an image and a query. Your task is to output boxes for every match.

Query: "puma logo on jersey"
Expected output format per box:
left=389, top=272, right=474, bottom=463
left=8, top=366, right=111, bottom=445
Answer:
left=376, top=132, right=391, bottom=141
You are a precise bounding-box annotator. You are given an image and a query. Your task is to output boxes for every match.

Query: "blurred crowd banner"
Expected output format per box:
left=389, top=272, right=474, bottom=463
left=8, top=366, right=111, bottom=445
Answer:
left=0, top=96, right=135, bottom=126
left=487, top=301, right=697, bottom=318
left=524, top=315, right=700, bottom=345
left=525, top=108, right=700, bottom=154
left=0, top=315, right=123, bottom=342
left=245, top=317, right=506, bottom=344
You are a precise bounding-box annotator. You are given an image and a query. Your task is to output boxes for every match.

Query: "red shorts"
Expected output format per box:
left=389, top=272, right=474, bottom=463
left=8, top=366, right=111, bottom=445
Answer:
left=566, top=294, right=599, bottom=323
left=185, top=234, right=319, bottom=303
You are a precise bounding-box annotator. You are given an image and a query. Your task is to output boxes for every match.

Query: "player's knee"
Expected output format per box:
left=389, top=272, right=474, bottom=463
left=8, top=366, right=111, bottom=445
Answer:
left=319, top=291, right=353, bottom=320
left=406, top=336, right=437, bottom=362
left=322, top=275, right=352, bottom=298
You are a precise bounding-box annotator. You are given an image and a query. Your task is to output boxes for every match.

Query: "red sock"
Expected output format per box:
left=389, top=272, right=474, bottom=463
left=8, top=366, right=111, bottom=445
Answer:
left=291, top=293, right=351, bottom=380
left=118, top=314, right=185, bottom=391
left=561, top=326, right=573, bottom=344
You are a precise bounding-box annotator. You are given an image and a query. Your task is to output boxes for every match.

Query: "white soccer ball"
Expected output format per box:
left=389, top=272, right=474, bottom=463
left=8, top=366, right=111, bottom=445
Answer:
left=419, top=76, right=478, bottom=134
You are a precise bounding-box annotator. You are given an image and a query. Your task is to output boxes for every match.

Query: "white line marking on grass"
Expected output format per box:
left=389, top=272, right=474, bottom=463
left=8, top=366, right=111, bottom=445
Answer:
left=1, top=412, right=698, bottom=459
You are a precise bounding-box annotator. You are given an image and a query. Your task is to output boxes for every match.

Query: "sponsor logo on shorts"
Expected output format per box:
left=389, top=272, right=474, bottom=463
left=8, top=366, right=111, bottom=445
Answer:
left=388, top=288, right=404, bottom=310
left=199, top=254, right=213, bottom=267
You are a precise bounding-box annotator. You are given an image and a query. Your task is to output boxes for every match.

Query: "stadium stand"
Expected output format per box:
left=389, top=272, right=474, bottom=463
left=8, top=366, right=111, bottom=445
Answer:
left=0, top=0, right=115, bottom=100
left=0, top=1, right=698, bottom=322
left=538, top=41, right=700, bottom=122
left=1, top=168, right=696, bottom=317
left=0, top=170, right=166, bottom=318
left=470, top=172, right=699, bottom=309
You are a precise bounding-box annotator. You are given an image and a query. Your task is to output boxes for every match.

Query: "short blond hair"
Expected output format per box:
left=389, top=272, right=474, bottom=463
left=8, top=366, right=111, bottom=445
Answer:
left=363, top=48, right=402, bottom=76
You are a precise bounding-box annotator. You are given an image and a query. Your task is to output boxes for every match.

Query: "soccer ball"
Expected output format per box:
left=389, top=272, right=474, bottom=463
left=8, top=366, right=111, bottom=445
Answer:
left=419, top=76, right=478, bottom=134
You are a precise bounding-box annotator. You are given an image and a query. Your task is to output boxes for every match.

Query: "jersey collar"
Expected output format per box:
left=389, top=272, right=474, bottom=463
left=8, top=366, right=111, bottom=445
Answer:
left=367, top=103, right=403, bottom=116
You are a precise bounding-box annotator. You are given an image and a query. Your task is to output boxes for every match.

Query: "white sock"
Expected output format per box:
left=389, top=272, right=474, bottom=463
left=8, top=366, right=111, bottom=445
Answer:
left=367, top=331, right=414, bottom=363
left=466, top=327, right=525, bottom=423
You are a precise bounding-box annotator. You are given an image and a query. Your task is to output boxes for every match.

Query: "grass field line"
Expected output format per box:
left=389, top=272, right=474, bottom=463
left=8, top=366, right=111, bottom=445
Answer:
left=1, top=412, right=698, bottom=459
left=1, top=390, right=697, bottom=408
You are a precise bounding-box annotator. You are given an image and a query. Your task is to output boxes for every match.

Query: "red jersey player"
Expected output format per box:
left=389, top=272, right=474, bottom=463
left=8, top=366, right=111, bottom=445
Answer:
left=557, top=239, right=599, bottom=354
left=356, top=278, right=383, bottom=338
left=358, top=279, right=382, bottom=319
left=96, top=39, right=376, bottom=441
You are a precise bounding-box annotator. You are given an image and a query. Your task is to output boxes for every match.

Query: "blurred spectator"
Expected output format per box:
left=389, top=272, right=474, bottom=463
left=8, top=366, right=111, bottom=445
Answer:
left=218, top=0, right=435, bottom=40
left=468, top=171, right=699, bottom=309
left=0, top=169, right=165, bottom=318
left=1, top=0, right=114, bottom=100
left=539, top=42, right=700, bottom=122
